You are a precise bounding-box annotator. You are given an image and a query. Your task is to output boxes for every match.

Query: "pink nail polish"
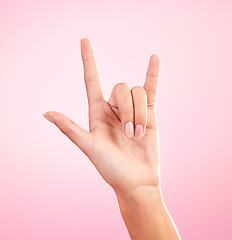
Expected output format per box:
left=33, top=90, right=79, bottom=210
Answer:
left=135, top=124, right=144, bottom=138
left=125, top=122, right=134, bottom=138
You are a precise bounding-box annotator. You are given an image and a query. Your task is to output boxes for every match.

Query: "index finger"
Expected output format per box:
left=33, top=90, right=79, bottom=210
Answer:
left=81, top=37, right=104, bottom=107
left=143, top=54, right=160, bottom=105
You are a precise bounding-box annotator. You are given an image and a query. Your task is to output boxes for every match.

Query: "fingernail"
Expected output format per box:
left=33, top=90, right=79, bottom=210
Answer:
left=42, top=113, right=55, bottom=124
left=125, top=122, right=134, bottom=138
left=135, top=124, right=144, bottom=138
left=80, top=35, right=87, bottom=40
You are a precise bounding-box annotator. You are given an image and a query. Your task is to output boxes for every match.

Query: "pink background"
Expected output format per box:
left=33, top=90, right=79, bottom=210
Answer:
left=0, top=0, right=231, bottom=239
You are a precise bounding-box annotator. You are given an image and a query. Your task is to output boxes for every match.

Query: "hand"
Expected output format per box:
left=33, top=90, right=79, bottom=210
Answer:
left=43, top=37, right=161, bottom=197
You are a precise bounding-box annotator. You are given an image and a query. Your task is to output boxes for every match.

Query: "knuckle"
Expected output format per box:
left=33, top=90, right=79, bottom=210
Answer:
left=114, top=82, right=129, bottom=91
left=136, top=116, right=146, bottom=126
left=147, top=71, right=159, bottom=78
left=83, top=55, right=95, bottom=62
left=131, top=86, right=145, bottom=94
left=146, top=89, right=156, bottom=99
left=60, top=119, right=76, bottom=135
left=67, top=119, right=76, bottom=129
left=85, top=73, right=99, bottom=82
left=122, top=116, right=134, bottom=123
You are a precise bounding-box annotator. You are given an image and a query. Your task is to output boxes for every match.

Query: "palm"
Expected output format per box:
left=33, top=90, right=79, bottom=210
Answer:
left=87, top=98, right=160, bottom=194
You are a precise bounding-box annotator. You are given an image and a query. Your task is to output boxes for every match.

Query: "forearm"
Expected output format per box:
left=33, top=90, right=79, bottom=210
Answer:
left=115, top=186, right=181, bottom=240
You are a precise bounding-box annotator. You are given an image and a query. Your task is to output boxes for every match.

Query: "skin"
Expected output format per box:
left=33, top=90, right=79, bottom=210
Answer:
left=43, top=37, right=181, bottom=240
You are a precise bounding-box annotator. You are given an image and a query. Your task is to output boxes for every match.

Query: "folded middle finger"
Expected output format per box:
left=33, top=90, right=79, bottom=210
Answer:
left=108, top=83, right=134, bottom=138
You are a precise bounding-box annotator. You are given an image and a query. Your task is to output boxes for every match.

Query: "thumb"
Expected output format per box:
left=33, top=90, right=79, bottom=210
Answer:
left=42, top=111, right=93, bottom=156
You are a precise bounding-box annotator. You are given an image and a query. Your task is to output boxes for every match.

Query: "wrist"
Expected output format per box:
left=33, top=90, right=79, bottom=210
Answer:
left=114, top=185, right=164, bottom=209
left=114, top=185, right=181, bottom=240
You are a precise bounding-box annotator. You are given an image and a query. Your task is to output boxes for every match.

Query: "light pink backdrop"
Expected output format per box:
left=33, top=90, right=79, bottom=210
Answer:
left=0, top=0, right=231, bottom=239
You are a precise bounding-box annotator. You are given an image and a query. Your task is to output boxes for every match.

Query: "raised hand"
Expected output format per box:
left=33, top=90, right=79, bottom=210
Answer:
left=43, top=38, right=182, bottom=240
left=43, top=37, right=161, bottom=197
